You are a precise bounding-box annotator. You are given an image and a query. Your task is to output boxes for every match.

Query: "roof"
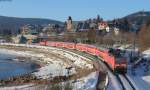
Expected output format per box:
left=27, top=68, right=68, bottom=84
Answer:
left=77, top=43, right=97, bottom=48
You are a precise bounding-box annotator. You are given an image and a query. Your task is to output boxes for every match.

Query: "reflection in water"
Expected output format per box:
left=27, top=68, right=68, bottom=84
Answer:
left=0, top=53, right=39, bottom=80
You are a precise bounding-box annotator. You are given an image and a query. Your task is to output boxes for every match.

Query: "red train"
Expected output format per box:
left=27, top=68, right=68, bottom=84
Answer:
left=38, top=41, right=127, bottom=73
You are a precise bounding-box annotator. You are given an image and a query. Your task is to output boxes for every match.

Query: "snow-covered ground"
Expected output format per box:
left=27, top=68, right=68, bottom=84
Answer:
left=67, top=71, right=99, bottom=90
left=0, top=44, right=93, bottom=79
left=0, top=43, right=98, bottom=90
left=0, top=72, right=99, bottom=90
left=107, top=72, right=122, bottom=90
left=126, top=48, right=150, bottom=90
left=143, top=49, right=150, bottom=59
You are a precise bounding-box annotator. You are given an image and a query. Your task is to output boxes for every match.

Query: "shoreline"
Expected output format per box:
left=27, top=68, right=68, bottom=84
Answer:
left=0, top=44, right=98, bottom=87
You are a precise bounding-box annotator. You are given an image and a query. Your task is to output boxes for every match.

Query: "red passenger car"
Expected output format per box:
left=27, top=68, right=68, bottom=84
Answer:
left=47, top=42, right=57, bottom=47
left=38, top=41, right=127, bottom=73
left=39, top=41, right=47, bottom=46
left=76, top=43, right=88, bottom=52
left=76, top=44, right=99, bottom=55
left=55, top=42, right=65, bottom=47
left=63, top=43, right=76, bottom=49
left=86, top=45, right=98, bottom=55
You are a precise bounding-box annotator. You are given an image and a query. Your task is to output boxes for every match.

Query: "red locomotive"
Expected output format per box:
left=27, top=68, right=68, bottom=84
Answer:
left=38, top=41, right=127, bottom=73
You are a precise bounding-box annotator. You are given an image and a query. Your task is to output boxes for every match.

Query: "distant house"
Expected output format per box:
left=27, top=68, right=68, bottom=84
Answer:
left=98, top=22, right=108, bottom=30
left=114, top=27, right=120, bottom=35
left=106, top=26, right=110, bottom=33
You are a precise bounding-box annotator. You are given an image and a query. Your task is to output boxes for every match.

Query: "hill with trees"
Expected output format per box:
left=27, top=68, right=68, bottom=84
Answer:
left=0, top=16, right=63, bottom=35
left=111, top=11, right=150, bottom=32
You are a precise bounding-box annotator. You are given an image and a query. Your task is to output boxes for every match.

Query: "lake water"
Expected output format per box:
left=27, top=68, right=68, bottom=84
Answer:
left=0, top=52, right=39, bottom=80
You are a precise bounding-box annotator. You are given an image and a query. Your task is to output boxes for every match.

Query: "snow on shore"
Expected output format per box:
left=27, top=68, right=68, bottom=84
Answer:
left=0, top=43, right=97, bottom=90
left=0, top=43, right=93, bottom=79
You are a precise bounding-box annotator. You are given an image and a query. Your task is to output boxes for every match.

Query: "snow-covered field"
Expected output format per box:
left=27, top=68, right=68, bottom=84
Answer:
left=0, top=43, right=99, bottom=90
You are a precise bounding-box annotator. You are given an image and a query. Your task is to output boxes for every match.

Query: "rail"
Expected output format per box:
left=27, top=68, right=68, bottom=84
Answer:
left=123, top=74, right=136, bottom=90
left=116, top=74, right=136, bottom=90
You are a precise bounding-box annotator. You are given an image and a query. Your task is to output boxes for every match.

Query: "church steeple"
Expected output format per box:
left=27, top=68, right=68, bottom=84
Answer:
left=66, top=16, right=73, bottom=32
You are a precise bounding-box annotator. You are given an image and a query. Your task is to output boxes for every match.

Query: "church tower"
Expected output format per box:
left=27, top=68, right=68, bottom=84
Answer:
left=66, top=16, right=73, bottom=32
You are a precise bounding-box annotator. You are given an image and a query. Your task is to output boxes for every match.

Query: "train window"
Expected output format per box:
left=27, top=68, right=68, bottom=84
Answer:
left=108, top=48, right=123, bottom=58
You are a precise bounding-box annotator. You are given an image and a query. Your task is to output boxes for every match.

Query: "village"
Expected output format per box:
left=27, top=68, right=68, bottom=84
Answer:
left=0, top=0, right=150, bottom=90
left=0, top=15, right=132, bottom=45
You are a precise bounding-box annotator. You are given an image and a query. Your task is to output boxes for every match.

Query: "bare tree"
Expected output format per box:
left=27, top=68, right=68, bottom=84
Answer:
left=139, top=21, right=150, bottom=51
left=87, top=28, right=96, bottom=43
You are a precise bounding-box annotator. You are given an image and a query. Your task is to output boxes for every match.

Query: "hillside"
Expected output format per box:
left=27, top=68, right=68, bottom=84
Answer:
left=0, top=16, right=63, bottom=34
left=125, top=11, right=150, bottom=18
left=123, top=11, right=150, bottom=25
left=110, top=11, right=150, bottom=32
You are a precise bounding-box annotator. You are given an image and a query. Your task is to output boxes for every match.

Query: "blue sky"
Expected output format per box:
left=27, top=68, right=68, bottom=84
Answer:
left=0, top=0, right=150, bottom=21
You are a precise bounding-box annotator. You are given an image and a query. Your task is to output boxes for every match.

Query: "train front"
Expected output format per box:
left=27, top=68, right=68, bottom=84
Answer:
left=109, top=48, right=127, bottom=73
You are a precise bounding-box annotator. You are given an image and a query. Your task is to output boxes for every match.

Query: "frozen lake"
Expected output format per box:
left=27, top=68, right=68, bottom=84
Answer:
left=0, top=52, right=39, bottom=80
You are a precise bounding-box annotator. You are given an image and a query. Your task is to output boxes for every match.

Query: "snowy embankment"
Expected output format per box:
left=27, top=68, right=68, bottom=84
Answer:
left=1, top=72, right=98, bottom=90
left=67, top=71, right=99, bottom=90
left=143, top=49, right=150, bottom=59
left=126, top=48, right=150, bottom=90
left=0, top=43, right=93, bottom=79
left=0, top=43, right=99, bottom=90
left=119, top=45, right=150, bottom=90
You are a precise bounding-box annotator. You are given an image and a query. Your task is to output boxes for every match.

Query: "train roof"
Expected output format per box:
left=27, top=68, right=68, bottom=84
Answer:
left=77, top=43, right=97, bottom=48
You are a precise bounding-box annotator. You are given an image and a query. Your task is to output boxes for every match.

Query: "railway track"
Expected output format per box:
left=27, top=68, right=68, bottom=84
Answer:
left=116, top=74, right=136, bottom=90
left=57, top=47, right=138, bottom=90
left=60, top=47, right=127, bottom=90
left=37, top=46, right=137, bottom=90
left=17, top=44, right=137, bottom=90
left=123, top=74, right=136, bottom=90
left=97, top=56, right=136, bottom=90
